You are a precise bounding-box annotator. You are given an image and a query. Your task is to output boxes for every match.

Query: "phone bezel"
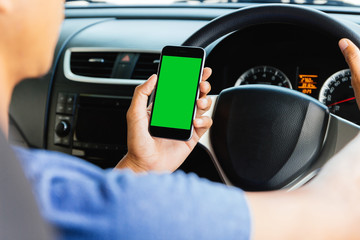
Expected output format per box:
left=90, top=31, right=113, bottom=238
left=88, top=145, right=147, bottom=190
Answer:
left=149, top=45, right=206, bottom=141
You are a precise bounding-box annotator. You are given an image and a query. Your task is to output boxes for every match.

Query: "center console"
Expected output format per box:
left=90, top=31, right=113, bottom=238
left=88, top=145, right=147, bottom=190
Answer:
left=46, top=46, right=159, bottom=168
left=53, top=92, right=131, bottom=164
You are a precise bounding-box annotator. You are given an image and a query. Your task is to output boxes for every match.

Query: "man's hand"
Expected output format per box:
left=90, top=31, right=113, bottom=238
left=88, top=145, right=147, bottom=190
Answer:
left=116, top=67, right=213, bottom=173
left=339, top=38, right=360, bottom=108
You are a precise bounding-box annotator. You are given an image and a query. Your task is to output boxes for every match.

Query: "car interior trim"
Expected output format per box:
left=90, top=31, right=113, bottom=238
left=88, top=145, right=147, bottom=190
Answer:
left=199, top=95, right=233, bottom=186
left=42, top=19, right=116, bottom=148
left=63, top=48, right=160, bottom=85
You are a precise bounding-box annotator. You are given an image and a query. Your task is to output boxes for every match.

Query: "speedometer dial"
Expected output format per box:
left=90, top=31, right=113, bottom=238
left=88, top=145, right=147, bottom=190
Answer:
left=319, top=69, right=360, bottom=124
left=235, top=66, right=292, bottom=89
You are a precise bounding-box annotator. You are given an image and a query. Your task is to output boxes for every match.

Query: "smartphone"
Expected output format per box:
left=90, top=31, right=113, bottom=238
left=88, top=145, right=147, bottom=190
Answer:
left=149, top=45, right=206, bottom=141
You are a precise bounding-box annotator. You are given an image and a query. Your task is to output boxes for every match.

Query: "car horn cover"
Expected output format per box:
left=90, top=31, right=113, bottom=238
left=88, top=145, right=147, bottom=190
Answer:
left=211, top=85, right=329, bottom=191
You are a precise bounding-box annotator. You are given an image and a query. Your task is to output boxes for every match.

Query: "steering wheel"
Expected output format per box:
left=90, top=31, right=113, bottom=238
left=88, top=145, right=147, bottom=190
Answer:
left=183, top=4, right=360, bottom=191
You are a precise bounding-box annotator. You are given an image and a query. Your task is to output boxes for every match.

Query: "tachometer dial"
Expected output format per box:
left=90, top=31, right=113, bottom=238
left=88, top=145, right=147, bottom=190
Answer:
left=235, top=66, right=292, bottom=89
left=319, top=69, right=360, bottom=124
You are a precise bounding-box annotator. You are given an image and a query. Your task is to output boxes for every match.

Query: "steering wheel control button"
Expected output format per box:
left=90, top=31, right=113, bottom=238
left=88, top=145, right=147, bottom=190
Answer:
left=211, top=85, right=329, bottom=191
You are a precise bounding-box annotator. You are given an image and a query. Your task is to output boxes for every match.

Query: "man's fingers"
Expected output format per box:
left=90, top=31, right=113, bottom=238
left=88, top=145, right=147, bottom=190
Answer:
left=199, top=80, right=211, bottom=98
left=339, top=39, right=360, bottom=108
left=193, top=116, right=213, bottom=138
left=199, top=68, right=212, bottom=97
left=339, top=39, right=360, bottom=70
left=202, top=67, right=212, bottom=82
left=196, top=96, right=212, bottom=117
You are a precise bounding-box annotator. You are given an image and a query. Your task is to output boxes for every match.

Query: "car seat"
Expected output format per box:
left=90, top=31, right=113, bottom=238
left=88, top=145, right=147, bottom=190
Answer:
left=0, top=130, right=52, bottom=239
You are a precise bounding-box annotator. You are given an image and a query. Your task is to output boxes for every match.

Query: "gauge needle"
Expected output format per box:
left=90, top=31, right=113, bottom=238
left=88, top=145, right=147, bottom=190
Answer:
left=327, top=97, right=356, bottom=107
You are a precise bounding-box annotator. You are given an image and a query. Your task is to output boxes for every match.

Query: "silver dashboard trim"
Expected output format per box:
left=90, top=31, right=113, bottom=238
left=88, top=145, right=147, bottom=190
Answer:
left=198, top=95, right=234, bottom=186
left=63, top=47, right=160, bottom=85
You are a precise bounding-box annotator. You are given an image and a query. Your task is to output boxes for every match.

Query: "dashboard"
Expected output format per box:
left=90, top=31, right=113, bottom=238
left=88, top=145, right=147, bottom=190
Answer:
left=8, top=3, right=360, bottom=183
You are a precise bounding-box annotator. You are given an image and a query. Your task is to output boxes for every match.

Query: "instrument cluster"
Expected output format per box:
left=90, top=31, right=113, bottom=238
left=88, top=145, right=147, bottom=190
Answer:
left=234, top=66, right=360, bottom=125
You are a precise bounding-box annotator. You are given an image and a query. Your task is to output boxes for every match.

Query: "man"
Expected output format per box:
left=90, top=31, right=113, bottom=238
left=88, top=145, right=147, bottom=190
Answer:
left=2, top=0, right=360, bottom=239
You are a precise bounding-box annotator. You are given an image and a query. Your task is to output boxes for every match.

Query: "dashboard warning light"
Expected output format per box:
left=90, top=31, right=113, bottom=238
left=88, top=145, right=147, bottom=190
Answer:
left=121, top=54, right=131, bottom=62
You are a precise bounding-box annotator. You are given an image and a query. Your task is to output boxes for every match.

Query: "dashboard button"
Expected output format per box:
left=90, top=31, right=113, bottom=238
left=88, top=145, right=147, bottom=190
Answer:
left=65, top=105, right=74, bottom=115
left=56, top=103, right=66, bottom=113
left=66, top=95, right=75, bottom=105
left=57, top=93, right=66, bottom=103
left=55, top=120, right=71, bottom=137
left=61, top=137, right=70, bottom=146
left=73, top=141, right=82, bottom=148
left=54, top=135, right=62, bottom=145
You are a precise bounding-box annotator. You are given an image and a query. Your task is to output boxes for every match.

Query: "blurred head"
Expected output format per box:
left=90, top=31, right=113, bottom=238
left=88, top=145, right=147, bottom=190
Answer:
left=0, top=0, right=64, bottom=84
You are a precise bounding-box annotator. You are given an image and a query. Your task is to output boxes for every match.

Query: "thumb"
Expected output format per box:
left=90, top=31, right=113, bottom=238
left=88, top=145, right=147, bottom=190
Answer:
left=128, top=74, right=157, bottom=116
left=339, top=38, right=360, bottom=108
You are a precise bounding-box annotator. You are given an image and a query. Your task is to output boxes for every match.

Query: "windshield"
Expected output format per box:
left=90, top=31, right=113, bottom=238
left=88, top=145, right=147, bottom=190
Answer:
left=65, top=0, right=360, bottom=7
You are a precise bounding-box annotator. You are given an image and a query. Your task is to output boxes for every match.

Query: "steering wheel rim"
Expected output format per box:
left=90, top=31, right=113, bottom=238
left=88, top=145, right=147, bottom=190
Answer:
left=183, top=4, right=360, bottom=191
left=183, top=4, right=360, bottom=48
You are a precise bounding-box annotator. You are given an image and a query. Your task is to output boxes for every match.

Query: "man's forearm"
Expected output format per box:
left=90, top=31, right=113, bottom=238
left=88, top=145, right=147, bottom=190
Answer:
left=246, top=188, right=347, bottom=240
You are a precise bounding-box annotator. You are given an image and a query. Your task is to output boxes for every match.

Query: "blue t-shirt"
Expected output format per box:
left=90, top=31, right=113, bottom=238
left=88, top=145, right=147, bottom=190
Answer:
left=14, top=147, right=251, bottom=240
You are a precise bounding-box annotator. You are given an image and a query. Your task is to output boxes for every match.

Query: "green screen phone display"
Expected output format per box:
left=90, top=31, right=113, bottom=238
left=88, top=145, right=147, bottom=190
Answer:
left=150, top=55, right=202, bottom=130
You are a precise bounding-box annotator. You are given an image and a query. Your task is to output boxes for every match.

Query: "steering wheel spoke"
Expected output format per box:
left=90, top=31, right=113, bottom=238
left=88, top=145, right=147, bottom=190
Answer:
left=199, top=95, right=234, bottom=186
left=285, top=114, right=360, bottom=190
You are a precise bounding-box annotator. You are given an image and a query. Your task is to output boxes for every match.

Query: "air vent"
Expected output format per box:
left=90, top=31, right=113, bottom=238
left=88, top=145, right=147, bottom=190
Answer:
left=65, top=49, right=161, bottom=85
left=70, top=52, right=118, bottom=78
left=132, top=53, right=160, bottom=80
